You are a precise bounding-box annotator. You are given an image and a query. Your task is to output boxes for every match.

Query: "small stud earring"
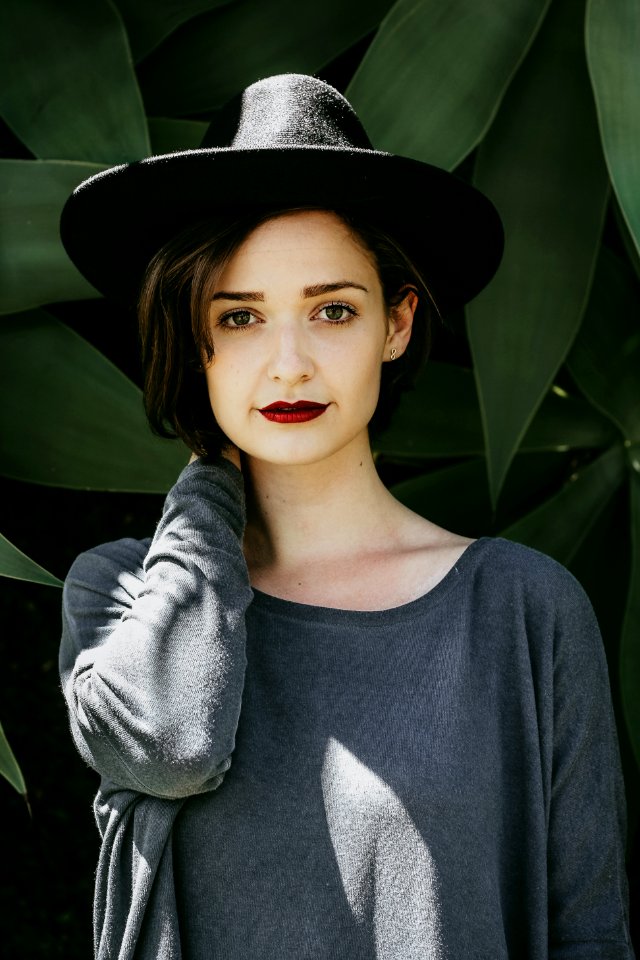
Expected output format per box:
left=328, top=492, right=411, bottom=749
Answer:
left=390, top=347, right=397, bottom=360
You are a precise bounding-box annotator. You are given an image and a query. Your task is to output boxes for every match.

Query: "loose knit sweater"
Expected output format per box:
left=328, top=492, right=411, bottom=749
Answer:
left=59, top=457, right=634, bottom=960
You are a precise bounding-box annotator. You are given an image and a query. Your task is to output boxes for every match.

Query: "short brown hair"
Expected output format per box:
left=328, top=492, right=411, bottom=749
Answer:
left=137, top=204, right=439, bottom=459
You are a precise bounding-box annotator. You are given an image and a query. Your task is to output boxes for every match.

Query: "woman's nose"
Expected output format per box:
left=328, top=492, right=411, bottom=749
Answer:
left=266, top=325, right=315, bottom=385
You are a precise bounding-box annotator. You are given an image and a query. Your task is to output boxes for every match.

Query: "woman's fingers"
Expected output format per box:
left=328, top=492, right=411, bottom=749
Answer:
left=221, top=444, right=242, bottom=471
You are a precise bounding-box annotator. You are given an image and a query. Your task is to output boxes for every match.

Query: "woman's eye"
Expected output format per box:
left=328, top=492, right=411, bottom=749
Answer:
left=317, top=303, right=357, bottom=323
left=220, top=310, right=255, bottom=328
left=218, top=303, right=357, bottom=328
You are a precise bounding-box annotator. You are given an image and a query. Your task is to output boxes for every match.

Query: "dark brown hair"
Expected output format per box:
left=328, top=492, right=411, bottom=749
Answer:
left=137, top=204, right=439, bottom=459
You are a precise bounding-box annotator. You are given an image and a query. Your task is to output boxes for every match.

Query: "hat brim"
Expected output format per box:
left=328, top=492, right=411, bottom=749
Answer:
left=60, top=145, right=504, bottom=315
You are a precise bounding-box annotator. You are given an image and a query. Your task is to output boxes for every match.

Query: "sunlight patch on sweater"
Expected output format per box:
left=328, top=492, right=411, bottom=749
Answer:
left=321, top=737, right=443, bottom=959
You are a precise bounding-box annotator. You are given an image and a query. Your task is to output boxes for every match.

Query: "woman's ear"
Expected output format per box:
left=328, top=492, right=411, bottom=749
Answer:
left=385, top=285, right=419, bottom=360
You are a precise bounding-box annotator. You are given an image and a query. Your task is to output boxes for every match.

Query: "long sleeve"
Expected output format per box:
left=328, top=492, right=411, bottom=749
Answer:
left=59, top=456, right=254, bottom=800
left=547, top=572, right=634, bottom=958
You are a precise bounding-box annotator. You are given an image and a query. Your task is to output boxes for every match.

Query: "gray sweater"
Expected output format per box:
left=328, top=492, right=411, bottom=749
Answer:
left=59, top=458, right=634, bottom=960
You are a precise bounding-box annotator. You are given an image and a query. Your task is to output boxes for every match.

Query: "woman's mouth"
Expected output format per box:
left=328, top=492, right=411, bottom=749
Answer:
left=258, top=400, right=329, bottom=423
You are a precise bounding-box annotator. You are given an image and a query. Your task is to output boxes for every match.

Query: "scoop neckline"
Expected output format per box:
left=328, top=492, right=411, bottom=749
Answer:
left=248, top=535, right=494, bottom=624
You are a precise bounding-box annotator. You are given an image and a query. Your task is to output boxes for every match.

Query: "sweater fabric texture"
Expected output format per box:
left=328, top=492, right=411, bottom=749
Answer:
left=59, top=457, right=635, bottom=960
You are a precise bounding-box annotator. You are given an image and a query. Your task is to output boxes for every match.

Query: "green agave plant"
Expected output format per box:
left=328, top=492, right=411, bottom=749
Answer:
left=0, top=0, right=638, bottom=859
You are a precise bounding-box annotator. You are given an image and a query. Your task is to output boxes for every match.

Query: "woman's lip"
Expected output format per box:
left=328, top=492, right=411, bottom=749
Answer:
left=259, top=400, right=328, bottom=411
left=259, top=407, right=328, bottom=424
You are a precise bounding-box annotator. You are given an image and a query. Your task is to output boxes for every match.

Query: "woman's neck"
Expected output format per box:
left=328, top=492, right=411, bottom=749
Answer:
left=241, top=432, right=403, bottom=574
left=240, top=432, right=473, bottom=610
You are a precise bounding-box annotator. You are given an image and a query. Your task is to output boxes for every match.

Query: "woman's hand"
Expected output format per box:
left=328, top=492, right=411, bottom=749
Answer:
left=189, top=445, right=242, bottom=471
left=221, top=444, right=242, bottom=471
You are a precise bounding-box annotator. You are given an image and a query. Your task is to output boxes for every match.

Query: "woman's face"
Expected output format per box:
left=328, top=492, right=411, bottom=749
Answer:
left=203, top=209, right=415, bottom=466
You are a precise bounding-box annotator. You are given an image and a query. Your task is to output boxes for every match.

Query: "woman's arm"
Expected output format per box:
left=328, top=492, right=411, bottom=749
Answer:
left=547, top=573, right=634, bottom=958
left=58, top=456, right=253, bottom=800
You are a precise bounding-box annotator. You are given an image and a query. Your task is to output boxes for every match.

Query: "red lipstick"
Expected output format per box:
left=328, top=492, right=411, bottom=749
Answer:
left=259, top=400, right=329, bottom=423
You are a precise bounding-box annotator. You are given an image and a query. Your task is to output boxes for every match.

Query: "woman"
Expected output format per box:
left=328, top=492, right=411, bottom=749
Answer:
left=59, top=74, right=634, bottom=959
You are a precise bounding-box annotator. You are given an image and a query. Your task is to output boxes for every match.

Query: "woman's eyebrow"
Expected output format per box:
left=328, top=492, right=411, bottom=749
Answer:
left=210, top=281, right=369, bottom=302
left=302, top=281, right=369, bottom=298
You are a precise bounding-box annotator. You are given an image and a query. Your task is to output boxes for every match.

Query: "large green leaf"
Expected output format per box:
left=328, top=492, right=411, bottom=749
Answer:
left=612, top=197, right=640, bottom=282
left=114, top=0, right=232, bottom=62
left=148, top=117, right=209, bottom=155
left=375, top=364, right=482, bottom=459
left=0, top=532, right=62, bottom=587
left=0, top=160, right=108, bottom=314
left=586, top=0, right=640, bottom=261
left=391, top=459, right=491, bottom=532
left=523, top=386, right=618, bottom=453
left=389, top=449, right=579, bottom=534
left=567, top=248, right=640, bottom=444
left=346, top=0, right=551, bottom=170
left=0, top=310, right=187, bottom=492
left=467, top=0, right=610, bottom=509
left=374, top=362, right=616, bottom=460
left=138, top=0, right=394, bottom=117
left=565, top=484, right=631, bottom=660
left=499, top=444, right=626, bottom=565
left=0, top=0, right=149, bottom=163
left=621, top=460, right=640, bottom=766
left=0, top=720, right=27, bottom=797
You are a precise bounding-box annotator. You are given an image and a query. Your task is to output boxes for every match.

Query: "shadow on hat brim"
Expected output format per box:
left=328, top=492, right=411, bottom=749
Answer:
left=59, top=145, right=504, bottom=316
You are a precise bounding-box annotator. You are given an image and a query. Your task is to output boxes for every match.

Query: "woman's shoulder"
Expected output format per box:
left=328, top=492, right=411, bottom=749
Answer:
left=475, top=535, right=586, bottom=593
left=473, top=534, right=569, bottom=573
left=398, top=503, right=583, bottom=601
left=394, top=505, right=590, bottom=617
left=469, top=536, right=598, bottom=634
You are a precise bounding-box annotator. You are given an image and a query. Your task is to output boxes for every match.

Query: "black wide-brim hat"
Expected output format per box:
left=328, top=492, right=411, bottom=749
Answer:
left=60, top=73, right=504, bottom=316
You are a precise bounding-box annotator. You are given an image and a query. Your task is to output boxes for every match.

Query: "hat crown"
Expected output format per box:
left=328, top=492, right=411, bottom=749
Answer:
left=61, top=72, right=504, bottom=313
left=226, top=74, right=374, bottom=150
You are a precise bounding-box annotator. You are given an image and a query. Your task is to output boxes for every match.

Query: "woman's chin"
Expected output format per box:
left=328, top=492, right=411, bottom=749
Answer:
left=234, top=430, right=367, bottom=468
left=243, top=445, right=339, bottom=468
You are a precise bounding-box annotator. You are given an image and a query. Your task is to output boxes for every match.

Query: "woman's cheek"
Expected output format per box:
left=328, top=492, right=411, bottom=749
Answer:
left=203, top=370, right=229, bottom=430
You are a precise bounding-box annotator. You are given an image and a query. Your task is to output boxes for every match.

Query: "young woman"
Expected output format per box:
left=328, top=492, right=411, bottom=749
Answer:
left=59, top=74, right=634, bottom=960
